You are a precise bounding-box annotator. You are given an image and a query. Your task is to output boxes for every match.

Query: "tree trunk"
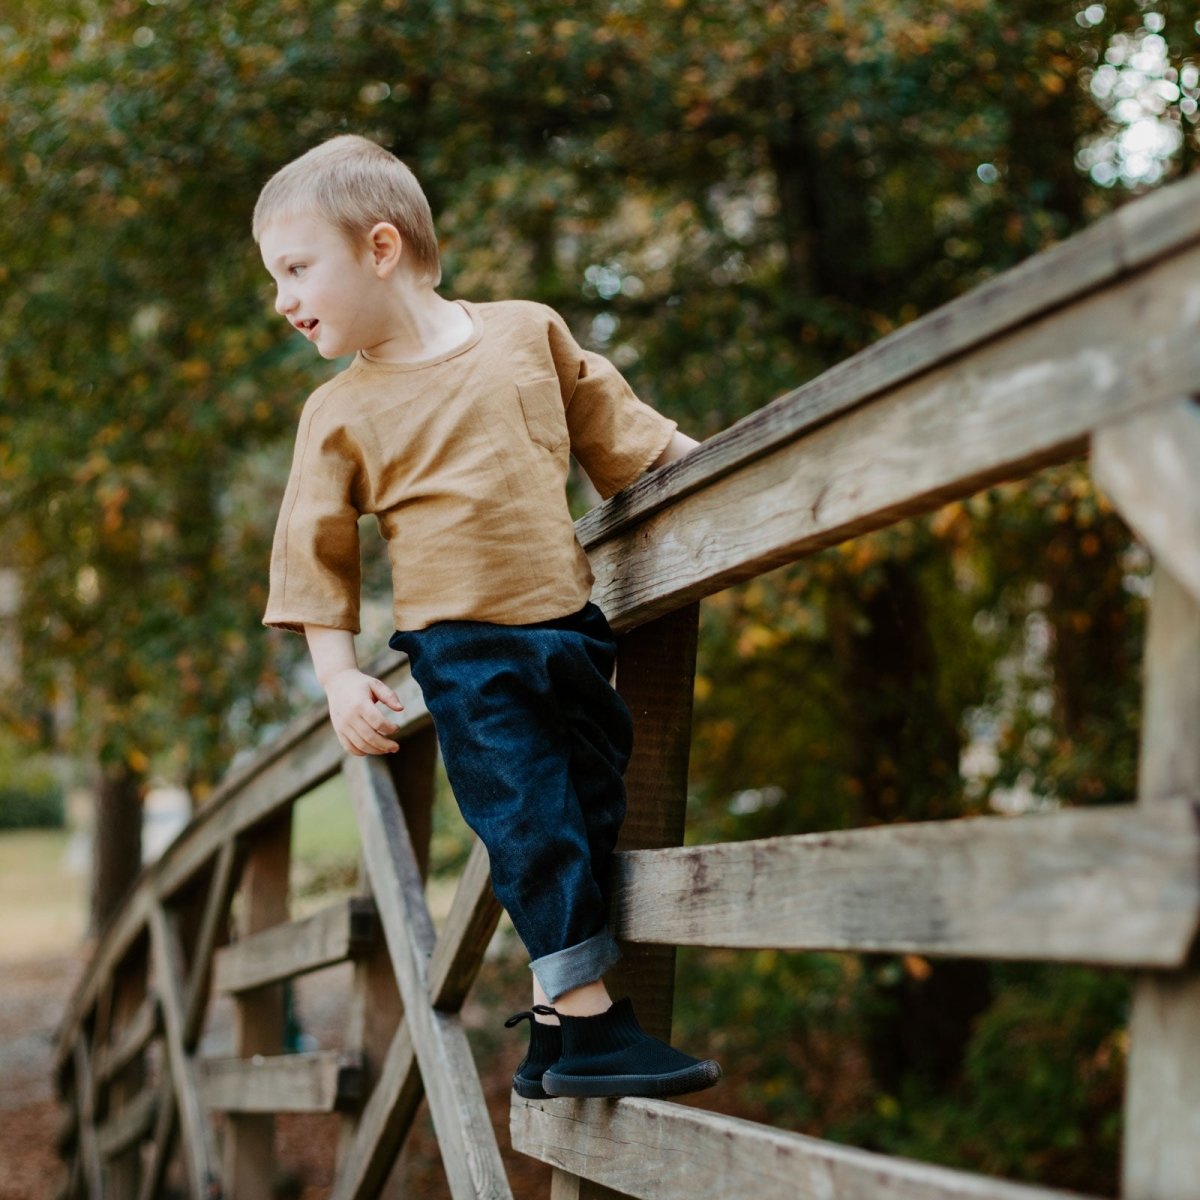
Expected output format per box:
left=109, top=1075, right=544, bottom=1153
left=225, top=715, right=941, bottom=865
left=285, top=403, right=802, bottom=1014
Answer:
left=826, top=558, right=993, bottom=1088
left=91, top=758, right=143, bottom=936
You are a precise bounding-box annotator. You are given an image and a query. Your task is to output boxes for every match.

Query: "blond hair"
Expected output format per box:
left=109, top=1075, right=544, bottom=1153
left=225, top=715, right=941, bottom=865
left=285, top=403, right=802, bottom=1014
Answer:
left=253, top=135, right=441, bottom=286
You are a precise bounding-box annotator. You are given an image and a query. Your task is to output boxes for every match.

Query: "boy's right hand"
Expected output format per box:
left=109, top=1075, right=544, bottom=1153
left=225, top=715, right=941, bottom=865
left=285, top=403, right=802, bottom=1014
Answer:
left=323, top=668, right=405, bottom=756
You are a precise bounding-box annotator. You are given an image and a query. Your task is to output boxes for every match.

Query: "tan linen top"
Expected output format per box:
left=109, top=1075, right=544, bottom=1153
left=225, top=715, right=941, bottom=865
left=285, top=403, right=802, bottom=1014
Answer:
left=263, top=299, right=677, bottom=634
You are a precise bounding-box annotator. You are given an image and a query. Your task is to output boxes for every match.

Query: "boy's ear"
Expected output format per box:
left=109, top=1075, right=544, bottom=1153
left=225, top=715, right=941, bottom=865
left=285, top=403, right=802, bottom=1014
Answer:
left=367, top=222, right=404, bottom=276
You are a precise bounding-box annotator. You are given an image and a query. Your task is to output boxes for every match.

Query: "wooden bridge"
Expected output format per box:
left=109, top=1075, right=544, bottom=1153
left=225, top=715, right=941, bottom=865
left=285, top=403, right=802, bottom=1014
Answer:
left=53, top=169, right=1200, bottom=1199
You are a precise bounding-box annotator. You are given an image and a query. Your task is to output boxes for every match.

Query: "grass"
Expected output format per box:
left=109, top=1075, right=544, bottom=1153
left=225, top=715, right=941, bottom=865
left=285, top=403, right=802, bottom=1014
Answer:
left=0, top=828, right=86, bottom=960
left=288, top=768, right=475, bottom=926
left=292, top=773, right=362, bottom=862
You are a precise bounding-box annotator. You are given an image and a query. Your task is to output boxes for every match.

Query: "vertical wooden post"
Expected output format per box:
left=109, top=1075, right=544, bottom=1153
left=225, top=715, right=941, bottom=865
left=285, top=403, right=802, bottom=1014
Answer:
left=609, top=604, right=699, bottom=1036
left=223, top=811, right=292, bottom=1197
left=108, top=946, right=149, bottom=1198
left=337, top=724, right=437, bottom=1193
left=1122, top=565, right=1200, bottom=1200
left=549, top=604, right=699, bottom=1200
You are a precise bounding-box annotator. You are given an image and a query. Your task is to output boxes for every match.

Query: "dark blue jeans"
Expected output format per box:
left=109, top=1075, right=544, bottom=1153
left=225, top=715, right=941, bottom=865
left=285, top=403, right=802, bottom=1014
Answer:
left=389, top=602, right=632, bottom=1001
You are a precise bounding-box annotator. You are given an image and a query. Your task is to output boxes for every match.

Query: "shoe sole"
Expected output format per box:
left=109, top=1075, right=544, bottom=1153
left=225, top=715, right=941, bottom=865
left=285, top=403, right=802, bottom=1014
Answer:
left=512, top=1075, right=549, bottom=1100
left=542, top=1059, right=721, bottom=1099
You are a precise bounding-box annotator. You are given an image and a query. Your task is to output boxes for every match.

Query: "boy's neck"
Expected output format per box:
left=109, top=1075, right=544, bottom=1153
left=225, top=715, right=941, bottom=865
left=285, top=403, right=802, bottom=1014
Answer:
left=361, top=289, right=473, bottom=365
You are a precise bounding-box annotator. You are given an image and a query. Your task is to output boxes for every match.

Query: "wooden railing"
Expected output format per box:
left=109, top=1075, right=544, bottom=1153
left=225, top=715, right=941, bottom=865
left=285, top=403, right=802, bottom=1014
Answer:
left=54, top=168, right=1200, bottom=1200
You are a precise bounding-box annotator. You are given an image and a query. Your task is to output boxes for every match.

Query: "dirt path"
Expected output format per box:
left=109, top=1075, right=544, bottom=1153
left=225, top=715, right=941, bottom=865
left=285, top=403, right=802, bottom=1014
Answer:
left=0, top=954, right=80, bottom=1200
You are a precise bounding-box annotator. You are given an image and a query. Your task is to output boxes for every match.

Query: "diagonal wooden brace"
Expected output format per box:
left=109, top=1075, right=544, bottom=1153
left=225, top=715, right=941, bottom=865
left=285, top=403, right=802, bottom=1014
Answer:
left=343, top=755, right=512, bottom=1200
left=139, top=841, right=239, bottom=1200
left=147, top=899, right=224, bottom=1200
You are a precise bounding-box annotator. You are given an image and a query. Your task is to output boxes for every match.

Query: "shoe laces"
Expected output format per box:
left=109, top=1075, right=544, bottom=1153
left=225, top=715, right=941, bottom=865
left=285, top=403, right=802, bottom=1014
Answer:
left=504, top=1004, right=558, bottom=1028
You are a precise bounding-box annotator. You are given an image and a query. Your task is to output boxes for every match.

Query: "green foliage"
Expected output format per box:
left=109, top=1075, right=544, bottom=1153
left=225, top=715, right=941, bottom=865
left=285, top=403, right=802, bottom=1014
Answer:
left=834, top=963, right=1128, bottom=1193
left=0, top=732, right=65, bottom=828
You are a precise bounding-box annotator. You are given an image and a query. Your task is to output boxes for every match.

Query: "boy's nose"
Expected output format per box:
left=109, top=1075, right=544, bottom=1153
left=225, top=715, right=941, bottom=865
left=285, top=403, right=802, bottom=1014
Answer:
left=275, top=289, right=296, bottom=317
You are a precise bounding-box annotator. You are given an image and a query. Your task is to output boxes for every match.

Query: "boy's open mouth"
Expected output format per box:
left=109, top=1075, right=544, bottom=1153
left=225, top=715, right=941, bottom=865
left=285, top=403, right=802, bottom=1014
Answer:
left=297, top=318, right=319, bottom=339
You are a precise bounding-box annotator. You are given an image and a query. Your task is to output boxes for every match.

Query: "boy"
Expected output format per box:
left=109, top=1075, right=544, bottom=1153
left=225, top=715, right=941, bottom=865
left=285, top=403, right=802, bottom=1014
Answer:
left=255, top=134, right=720, bottom=1100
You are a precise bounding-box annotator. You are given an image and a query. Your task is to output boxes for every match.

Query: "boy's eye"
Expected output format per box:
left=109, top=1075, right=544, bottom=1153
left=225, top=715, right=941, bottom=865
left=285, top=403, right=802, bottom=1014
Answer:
left=288, top=264, right=306, bottom=276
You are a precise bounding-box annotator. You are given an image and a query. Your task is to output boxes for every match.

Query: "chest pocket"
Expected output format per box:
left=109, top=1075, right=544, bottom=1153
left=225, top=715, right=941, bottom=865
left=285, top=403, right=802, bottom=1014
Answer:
left=516, top=376, right=568, bottom=453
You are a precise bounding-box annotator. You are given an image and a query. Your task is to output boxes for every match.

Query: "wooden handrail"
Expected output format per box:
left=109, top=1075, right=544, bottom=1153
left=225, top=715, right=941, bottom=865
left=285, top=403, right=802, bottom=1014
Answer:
left=52, top=169, right=1200, bottom=1200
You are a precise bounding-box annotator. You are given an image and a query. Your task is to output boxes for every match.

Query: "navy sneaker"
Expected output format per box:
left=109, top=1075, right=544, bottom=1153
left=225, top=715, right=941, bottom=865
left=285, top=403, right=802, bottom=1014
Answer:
left=541, top=997, right=721, bottom=1099
left=505, top=1005, right=562, bottom=1100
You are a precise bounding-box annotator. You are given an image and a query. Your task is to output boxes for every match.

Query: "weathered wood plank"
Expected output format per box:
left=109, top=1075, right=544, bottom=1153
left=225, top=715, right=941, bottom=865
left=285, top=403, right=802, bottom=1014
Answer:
left=214, top=896, right=376, bottom=994
left=336, top=729, right=434, bottom=1180
left=337, top=881, right=407, bottom=1181
left=579, top=169, right=1200, bottom=550
left=549, top=1173, right=625, bottom=1200
left=345, top=754, right=513, bottom=1200
left=589, top=250, right=1200, bottom=632
left=95, top=1085, right=157, bottom=1160
left=610, top=607, right=700, bottom=1038
left=330, top=1020, right=424, bottom=1200
left=429, top=837, right=504, bottom=1011
left=54, top=892, right=150, bottom=1079
left=147, top=900, right=220, bottom=1200
left=612, top=802, right=1200, bottom=965
left=53, top=668, right=429, bottom=1075
left=200, top=1051, right=364, bottom=1114
left=335, top=765, right=497, bottom=1198
left=1123, top=566, right=1200, bottom=1200
left=135, top=1081, right=177, bottom=1200
left=511, top=1095, right=1098, bottom=1200
left=1092, top=396, right=1200, bottom=608
left=104, top=949, right=151, bottom=1199
left=96, top=990, right=158, bottom=1089
left=223, top=812, right=291, bottom=1198
left=72, top=1033, right=105, bottom=1200
left=137, top=848, right=237, bottom=1200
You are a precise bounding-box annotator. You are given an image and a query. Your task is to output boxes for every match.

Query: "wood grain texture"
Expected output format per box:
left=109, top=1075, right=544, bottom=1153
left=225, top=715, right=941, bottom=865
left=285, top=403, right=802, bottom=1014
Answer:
left=611, top=802, right=1200, bottom=965
left=223, top=812, right=290, bottom=1199
left=200, top=1051, right=364, bottom=1114
left=1092, top=397, right=1200, bottom=607
left=96, top=990, right=158, bottom=1089
left=337, top=728, right=434, bottom=1176
left=135, top=1076, right=177, bottom=1200
left=346, top=754, right=513, bottom=1200
left=512, top=1095, right=1097, bottom=1200
left=589, top=251, right=1200, bottom=633
left=609, top=606, right=699, bottom=1038
left=429, top=837, right=503, bottom=1011
left=1123, top=567, right=1200, bottom=1200
left=578, top=169, right=1200, bottom=551
left=72, top=1033, right=105, bottom=1200
left=147, top=901, right=219, bottom=1200
left=103, top=951, right=151, bottom=1198
left=331, top=1019, right=425, bottom=1200
left=214, top=896, right=376, bottom=994
left=54, top=666, right=429, bottom=1075
left=95, top=1085, right=157, bottom=1160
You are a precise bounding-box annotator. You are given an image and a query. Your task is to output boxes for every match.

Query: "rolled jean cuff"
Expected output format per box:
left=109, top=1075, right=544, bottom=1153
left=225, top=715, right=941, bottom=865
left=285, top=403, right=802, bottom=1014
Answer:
left=530, top=927, right=621, bottom=1003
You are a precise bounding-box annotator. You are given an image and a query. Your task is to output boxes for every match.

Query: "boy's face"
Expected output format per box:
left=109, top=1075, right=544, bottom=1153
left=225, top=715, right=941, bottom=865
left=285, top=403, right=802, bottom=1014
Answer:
left=260, top=212, right=384, bottom=360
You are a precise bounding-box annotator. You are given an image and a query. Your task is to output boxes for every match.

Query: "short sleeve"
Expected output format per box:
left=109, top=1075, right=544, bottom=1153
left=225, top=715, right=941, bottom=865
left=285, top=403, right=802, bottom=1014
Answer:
left=262, top=401, right=364, bottom=635
left=546, top=313, right=677, bottom=500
